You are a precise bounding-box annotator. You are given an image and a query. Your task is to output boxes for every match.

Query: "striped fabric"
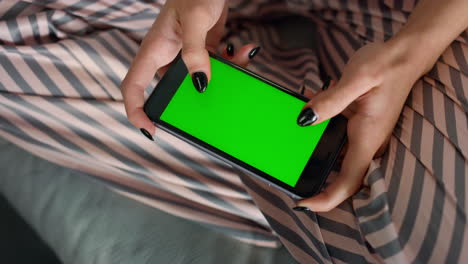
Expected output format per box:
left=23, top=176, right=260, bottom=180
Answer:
left=0, top=0, right=467, bottom=263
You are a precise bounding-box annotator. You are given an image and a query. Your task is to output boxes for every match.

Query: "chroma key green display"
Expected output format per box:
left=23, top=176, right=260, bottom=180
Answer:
left=160, top=58, right=329, bottom=187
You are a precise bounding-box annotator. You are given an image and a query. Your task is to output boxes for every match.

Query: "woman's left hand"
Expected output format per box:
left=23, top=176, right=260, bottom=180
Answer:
left=296, top=40, right=428, bottom=212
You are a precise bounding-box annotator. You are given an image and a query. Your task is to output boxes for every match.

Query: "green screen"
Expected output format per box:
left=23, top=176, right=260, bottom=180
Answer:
left=160, top=58, right=329, bottom=187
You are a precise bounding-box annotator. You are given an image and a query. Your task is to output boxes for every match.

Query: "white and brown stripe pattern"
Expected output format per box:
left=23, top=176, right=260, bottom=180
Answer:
left=1, top=0, right=467, bottom=263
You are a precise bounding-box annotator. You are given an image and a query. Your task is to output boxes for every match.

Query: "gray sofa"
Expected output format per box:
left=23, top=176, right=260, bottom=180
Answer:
left=0, top=137, right=295, bottom=263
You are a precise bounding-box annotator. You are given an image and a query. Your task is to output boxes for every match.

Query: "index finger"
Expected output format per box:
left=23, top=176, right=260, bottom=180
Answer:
left=121, top=7, right=181, bottom=134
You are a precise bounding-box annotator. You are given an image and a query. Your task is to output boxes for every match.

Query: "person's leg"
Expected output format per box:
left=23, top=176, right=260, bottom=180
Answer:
left=234, top=0, right=467, bottom=263
left=0, top=0, right=279, bottom=247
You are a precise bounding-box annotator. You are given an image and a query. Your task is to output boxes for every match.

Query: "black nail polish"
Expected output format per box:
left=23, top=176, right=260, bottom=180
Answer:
left=292, top=206, right=310, bottom=212
left=226, top=43, right=234, bottom=56
left=192, top=72, right=207, bottom=93
left=322, top=76, right=331, bottom=91
left=140, top=128, right=154, bottom=141
left=248, top=46, right=261, bottom=59
left=297, top=108, right=318, bottom=126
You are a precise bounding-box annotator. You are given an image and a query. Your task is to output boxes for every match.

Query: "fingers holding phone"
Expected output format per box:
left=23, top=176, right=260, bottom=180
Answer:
left=143, top=54, right=347, bottom=198
left=121, top=0, right=240, bottom=139
left=221, top=43, right=260, bottom=68
left=296, top=42, right=419, bottom=212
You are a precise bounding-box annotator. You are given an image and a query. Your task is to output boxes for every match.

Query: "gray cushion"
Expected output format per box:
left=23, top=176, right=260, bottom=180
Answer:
left=0, top=137, right=295, bottom=264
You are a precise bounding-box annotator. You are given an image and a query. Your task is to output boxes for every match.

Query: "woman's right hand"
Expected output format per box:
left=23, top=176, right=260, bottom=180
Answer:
left=121, top=0, right=258, bottom=138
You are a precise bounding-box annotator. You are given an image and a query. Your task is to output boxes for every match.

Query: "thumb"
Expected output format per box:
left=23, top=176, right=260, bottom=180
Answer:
left=297, top=78, right=365, bottom=126
left=180, top=9, right=215, bottom=93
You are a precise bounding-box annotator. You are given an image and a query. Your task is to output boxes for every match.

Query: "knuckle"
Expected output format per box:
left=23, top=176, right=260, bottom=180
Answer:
left=181, top=48, right=199, bottom=58
left=127, top=114, right=138, bottom=128
left=184, top=5, right=214, bottom=24
left=120, top=78, right=131, bottom=93
left=127, top=110, right=142, bottom=128
left=121, top=78, right=146, bottom=94
left=181, top=48, right=208, bottom=69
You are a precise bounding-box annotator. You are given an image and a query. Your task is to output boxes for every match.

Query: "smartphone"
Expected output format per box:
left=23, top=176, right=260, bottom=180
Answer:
left=143, top=53, right=347, bottom=198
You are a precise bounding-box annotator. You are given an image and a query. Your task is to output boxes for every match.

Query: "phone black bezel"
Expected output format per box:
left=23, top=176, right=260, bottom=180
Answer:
left=144, top=53, right=347, bottom=198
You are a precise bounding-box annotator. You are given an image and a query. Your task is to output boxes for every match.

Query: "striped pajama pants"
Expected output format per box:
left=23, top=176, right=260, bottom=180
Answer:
left=1, top=0, right=467, bottom=263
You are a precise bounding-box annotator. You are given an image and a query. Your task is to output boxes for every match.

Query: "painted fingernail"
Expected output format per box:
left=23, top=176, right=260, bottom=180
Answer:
left=297, top=108, right=318, bottom=126
left=322, top=76, right=331, bottom=91
left=226, top=43, right=234, bottom=56
left=292, top=206, right=310, bottom=212
left=140, top=128, right=154, bottom=141
left=248, top=46, right=261, bottom=59
left=192, top=72, right=207, bottom=93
